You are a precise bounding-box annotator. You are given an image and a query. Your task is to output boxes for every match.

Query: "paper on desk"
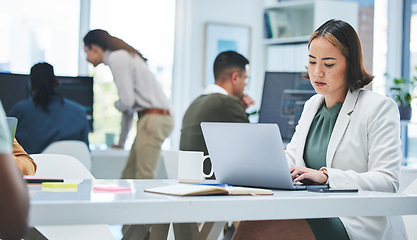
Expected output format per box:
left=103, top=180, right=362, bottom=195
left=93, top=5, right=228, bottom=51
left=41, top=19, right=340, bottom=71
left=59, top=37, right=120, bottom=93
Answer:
left=42, top=187, right=78, bottom=192
left=224, top=186, right=273, bottom=196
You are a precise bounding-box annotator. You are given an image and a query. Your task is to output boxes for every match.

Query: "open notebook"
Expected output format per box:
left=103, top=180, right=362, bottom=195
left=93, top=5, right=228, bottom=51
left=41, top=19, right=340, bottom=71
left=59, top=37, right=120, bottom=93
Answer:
left=145, top=183, right=273, bottom=196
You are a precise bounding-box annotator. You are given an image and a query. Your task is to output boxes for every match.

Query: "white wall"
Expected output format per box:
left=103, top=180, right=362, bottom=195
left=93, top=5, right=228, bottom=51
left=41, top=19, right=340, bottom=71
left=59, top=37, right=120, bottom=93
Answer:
left=171, top=0, right=264, bottom=149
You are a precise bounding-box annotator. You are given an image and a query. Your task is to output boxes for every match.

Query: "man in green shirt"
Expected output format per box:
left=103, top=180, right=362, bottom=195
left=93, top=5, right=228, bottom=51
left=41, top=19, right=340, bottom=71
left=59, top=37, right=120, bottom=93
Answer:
left=179, top=50, right=254, bottom=239
left=180, top=50, right=254, bottom=176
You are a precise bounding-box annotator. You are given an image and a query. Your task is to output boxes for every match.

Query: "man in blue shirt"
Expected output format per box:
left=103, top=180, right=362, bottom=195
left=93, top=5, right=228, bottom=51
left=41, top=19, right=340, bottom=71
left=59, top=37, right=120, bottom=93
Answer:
left=8, top=62, right=89, bottom=154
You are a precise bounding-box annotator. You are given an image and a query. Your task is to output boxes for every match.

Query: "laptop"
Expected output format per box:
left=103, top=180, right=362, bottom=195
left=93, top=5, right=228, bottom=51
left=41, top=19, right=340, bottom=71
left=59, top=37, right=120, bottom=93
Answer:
left=200, top=122, right=328, bottom=190
left=6, top=117, right=17, bottom=145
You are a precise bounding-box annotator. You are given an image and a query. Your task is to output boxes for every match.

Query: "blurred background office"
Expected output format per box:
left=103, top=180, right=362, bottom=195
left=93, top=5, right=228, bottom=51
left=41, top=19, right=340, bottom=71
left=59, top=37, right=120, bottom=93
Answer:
left=0, top=0, right=416, bottom=161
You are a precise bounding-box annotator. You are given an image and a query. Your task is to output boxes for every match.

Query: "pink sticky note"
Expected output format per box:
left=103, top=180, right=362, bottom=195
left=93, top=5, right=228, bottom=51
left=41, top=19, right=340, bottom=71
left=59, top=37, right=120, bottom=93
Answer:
left=93, top=186, right=131, bottom=192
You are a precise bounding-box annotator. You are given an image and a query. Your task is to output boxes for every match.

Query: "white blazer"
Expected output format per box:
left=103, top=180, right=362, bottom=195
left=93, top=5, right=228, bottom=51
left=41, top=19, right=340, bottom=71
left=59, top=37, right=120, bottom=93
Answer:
left=286, top=89, right=406, bottom=240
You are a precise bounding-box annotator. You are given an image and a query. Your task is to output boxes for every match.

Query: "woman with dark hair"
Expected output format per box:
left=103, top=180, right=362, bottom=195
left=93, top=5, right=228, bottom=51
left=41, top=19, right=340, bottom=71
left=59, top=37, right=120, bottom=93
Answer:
left=8, top=62, right=89, bottom=154
left=84, top=29, right=174, bottom=239
left=83, top=29, right=148, bottom=63
left=83, top=29, right=174, bottom=179
left=30, top=62, right=60, bottom=112
left=232, top=19, right=404, bottom=240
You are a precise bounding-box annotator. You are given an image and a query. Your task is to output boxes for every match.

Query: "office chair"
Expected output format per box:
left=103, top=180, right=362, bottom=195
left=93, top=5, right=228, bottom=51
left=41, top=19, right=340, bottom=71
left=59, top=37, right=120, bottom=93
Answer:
left=30, top=154, right=115, bottom=240
left=42, top=140, right=92, bottom=171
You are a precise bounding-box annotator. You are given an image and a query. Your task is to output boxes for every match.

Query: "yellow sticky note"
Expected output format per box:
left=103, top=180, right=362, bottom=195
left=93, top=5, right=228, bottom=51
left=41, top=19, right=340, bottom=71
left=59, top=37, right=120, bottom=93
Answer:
left=42, top=182, right=78, bottom=188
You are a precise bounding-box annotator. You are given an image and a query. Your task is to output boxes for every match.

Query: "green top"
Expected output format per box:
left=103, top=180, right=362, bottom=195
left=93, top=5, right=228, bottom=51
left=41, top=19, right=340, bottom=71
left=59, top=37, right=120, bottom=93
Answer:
left=180, top=93, right=249, bottom=177
left=304, top=102, right=343, bottom=170
left=180, top=93, right=249, bottom=155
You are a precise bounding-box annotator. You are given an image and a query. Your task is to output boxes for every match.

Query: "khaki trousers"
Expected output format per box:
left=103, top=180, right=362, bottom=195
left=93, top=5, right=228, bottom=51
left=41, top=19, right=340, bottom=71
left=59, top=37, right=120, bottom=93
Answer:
left=122, top=113, right=174, bottom=179
left=121, top=113, right=174, bottom=240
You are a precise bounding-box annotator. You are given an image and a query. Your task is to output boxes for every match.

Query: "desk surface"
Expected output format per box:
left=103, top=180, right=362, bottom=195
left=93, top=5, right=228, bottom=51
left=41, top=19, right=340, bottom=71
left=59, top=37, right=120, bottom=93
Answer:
left=29, top=179, right=417, bottom=226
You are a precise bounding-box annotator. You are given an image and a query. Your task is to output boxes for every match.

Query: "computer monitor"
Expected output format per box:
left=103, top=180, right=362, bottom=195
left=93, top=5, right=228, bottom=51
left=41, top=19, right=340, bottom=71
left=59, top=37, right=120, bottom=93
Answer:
left=55, top=76, right=94, bottom=131
left=258, top=72, right=315, bottom=142
left=0, top=72, right=94, bottom=132
left=0, top=72, right=30, bottom=114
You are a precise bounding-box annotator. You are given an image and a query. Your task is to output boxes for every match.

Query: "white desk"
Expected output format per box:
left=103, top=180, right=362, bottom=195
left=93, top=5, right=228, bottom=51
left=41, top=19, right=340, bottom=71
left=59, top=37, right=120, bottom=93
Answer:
left=29, top=179, right=417, bottom=226
left=89, top=149, right=417, bottom=191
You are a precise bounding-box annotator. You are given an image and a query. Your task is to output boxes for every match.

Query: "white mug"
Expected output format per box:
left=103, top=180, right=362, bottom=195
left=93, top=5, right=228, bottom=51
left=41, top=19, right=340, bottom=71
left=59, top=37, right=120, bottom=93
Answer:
left=177, top=151, right=213, bottom=183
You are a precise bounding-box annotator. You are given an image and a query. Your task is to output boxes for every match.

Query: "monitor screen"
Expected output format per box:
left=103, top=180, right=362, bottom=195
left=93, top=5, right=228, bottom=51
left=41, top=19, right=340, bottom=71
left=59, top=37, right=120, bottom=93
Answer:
left=0, top=72, right=30, bottom=114
left=258, top=72, right=315, bottom=142
left=0, top=72, right=94, bottom=132
left=55, top=76, right=94, bottom=131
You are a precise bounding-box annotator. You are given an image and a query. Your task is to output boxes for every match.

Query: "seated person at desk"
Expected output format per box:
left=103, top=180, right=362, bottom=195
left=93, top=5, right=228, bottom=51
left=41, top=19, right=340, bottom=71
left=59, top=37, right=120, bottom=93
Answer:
left=233, top=19, right=404, bottom=240
left=173, top=51, right=254, bottom=239
left=123, top=51, right=255, bottom=240
left=0, top=103, right=29, bottom=239
left=180, top=50, right=254, bottom=176
left=8, top=62, right=89, bottom=154
left=13, top=138, right=37, bottom=175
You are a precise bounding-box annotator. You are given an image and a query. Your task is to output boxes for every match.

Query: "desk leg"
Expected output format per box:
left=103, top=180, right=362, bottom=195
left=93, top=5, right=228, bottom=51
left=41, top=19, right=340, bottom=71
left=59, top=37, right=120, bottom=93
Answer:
left=199, top=221, right=227, bottom=240
left=173, top=223, right=200, bottom=239
left=149, top=224, right=169, bottom=240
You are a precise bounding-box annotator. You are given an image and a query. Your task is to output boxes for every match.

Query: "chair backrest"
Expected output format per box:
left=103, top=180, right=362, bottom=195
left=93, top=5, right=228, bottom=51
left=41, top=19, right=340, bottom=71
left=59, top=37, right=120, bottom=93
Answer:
left=402, top=178, right=417, bottom=240
left=31, top=154, right=116, bottom=239
left=42, top=140, right=92, bottom=171
left=32, top=153, right=94, bottom=179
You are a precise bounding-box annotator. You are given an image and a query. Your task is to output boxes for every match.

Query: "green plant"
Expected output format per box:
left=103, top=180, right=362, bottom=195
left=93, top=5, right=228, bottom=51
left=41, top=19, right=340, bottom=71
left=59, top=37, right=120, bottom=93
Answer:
left=388, top=67, right=417, bottom=107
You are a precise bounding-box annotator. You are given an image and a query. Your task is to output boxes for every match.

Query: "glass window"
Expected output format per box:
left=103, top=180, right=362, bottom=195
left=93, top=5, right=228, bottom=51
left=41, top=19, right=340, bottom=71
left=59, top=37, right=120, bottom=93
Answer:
left=0, top=0, right=80, bottom=75
left=410, top=0, right=417, bottom=87
left=407, top=0, right=417, bottom=161
left=372, top=0, right=387, bottom=95
left=88, top=0, right=175, bottom=149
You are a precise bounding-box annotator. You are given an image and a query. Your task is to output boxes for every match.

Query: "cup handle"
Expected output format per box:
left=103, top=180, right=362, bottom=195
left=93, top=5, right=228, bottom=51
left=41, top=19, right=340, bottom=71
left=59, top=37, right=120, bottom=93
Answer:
left=203, top=155, right=214, bottom=178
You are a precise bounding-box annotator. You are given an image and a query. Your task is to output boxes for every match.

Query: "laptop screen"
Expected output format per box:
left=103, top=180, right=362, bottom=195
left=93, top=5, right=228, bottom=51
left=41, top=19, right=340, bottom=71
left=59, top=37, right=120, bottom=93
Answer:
left=201, top=122, right=329, bottom=190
